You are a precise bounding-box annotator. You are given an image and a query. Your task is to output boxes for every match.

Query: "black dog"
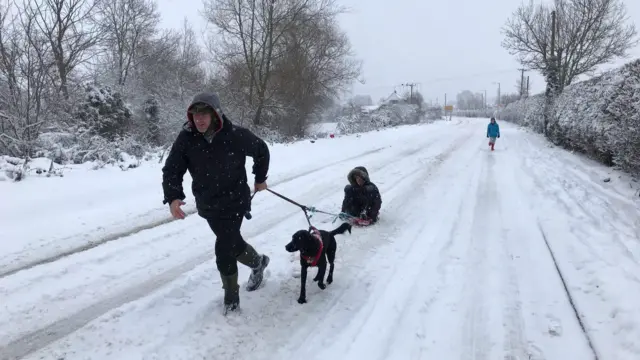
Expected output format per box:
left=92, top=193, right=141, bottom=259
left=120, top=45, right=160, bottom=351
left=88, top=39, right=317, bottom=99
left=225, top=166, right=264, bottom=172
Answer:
left=285, top=222, right=352, bottom=304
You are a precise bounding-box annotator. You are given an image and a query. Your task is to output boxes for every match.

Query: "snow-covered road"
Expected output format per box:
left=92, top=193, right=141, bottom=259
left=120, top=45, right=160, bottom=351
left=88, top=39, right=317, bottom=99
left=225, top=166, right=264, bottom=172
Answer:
left=1, top=118, right=639, bottom=360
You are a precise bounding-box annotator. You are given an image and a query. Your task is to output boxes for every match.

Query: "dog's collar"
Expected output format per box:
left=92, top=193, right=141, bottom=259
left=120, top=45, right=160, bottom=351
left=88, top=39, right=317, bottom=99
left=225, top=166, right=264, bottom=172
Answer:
left=300, top=227, right=323, bottom=266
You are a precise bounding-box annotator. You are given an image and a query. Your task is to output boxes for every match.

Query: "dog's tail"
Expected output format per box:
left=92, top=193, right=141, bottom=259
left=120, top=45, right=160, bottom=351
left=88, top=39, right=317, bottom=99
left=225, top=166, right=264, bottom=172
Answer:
left=330, top=222, right=352, bottom=236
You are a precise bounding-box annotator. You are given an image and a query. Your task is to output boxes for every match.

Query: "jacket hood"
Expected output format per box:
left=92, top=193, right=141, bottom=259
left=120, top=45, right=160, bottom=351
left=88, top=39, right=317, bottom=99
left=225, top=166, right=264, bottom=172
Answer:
left=188, top=92, right=223, bottom=115
left=185, top=92, right=226, bottom=141
left=348, top=166, right=370, bottom=186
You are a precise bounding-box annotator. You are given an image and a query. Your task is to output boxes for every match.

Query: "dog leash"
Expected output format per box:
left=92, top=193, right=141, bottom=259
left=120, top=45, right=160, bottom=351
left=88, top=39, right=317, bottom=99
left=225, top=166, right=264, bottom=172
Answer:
left=265, top=188, right=314, bottom=227
left=248, top=188, right=362, bottom=226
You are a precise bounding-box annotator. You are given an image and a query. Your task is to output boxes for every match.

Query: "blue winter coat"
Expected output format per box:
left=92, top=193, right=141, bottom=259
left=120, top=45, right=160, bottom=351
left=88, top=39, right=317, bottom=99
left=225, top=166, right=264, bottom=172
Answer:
left=487, top=122, right=500, bottom=138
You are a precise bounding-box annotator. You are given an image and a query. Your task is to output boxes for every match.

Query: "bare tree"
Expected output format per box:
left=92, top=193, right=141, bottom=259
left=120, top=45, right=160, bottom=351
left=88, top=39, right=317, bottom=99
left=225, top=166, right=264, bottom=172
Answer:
left=502, top=0, right=638, bottom=91
left=0, top=0, right=52, bottom=156
left=96, top=0, right=159, bottom=86
left=130, top=30, right=179, bottom=96
left=173, top=18, right=205, bottom=102
left=402, top=91, right=424, bottom=106
left=456, top=90, right=484, bottom=110
left=204, top=0, right=344, bottom=126
left=500, top=93, right=521, bottom=106
left=257, top=9, right=359, bottom=135
left=24, top=0, right=101, bottom=99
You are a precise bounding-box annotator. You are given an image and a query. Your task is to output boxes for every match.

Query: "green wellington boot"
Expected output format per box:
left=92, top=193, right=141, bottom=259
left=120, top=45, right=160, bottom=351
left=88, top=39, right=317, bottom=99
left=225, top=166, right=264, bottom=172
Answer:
left=220, top=272, right=240, bottom=315
left=236, top=243, right=270, bottom=291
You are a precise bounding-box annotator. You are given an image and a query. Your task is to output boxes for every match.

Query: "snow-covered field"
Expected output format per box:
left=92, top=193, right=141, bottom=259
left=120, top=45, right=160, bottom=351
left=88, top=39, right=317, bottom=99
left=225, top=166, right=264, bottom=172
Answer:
left=1, top=118, right=640, bottom=360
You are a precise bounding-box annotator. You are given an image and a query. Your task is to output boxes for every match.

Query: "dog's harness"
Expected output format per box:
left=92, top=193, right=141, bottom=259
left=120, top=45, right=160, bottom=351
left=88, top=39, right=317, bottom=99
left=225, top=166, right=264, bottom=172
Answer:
left=300, top=227, right=323, bottom=266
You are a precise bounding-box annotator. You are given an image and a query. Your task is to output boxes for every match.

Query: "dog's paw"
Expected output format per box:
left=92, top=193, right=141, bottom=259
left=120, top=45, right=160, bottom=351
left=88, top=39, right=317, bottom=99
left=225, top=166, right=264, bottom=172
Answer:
left=327, top=276, right=333, bottom=284
left=318, top=282, right=326, bottom=290
left=297, top=297, right=307, bottom=304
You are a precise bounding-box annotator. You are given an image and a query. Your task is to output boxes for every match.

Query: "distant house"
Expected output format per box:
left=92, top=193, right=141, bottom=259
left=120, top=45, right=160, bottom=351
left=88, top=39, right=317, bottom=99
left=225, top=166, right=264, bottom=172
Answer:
left=382, top=91, right=404, bottom=105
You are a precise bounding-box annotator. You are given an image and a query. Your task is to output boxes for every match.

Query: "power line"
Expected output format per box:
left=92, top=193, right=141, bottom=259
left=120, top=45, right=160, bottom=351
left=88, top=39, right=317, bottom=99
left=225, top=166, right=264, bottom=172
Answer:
left=358, top=68, right=528, bottom=91
left=422, top=68, right=524, bottom=84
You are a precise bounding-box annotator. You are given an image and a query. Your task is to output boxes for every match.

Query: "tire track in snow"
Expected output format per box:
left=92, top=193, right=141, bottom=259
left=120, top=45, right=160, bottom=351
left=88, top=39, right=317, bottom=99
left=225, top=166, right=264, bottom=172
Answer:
left=513, top=132, right=640, bottom=358
left=501, top=131, right=602, bottom=359
left=293, top=129, right=478, bottom=359
left=371, top=133, right=481, bottom=360
left=267, top=125, right=481, bottom=360
left=460, top=157, right=494, bottom=360
left=287, top=124, right=523, bottom=360
left=0, top=123, right=468, bottom=360
left=500, top=233, right=532, bottom=360
left=519, top=137, right=639, bottom=264
left=536, top=223, right=600, bottom=360
left=483, top=153, right=529, bottom=360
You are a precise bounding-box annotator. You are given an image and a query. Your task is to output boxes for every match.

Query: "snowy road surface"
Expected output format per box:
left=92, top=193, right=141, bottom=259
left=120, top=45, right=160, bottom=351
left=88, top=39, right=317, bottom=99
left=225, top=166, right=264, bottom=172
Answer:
left=1, top=118, right=640, bottom=360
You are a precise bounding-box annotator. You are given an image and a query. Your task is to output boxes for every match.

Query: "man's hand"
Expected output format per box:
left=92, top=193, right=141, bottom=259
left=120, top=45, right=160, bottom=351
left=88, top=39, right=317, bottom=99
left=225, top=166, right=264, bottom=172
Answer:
left=254, top=181, right=268, bottom=193
left=170, top=199, right=186, bottom=219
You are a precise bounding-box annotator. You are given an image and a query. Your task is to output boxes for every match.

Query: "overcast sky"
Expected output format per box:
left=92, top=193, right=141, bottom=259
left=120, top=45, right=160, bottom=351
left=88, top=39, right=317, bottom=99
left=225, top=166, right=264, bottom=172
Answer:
left=157, top=0, right=640, bottom=105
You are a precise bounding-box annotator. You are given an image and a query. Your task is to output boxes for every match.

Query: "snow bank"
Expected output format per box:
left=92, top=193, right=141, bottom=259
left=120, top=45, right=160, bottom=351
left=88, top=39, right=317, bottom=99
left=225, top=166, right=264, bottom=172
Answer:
left=469, top=59, right=640, bottom=175
left=306, top=122, right=339, bottom=138
left=0, top=151, right=155, bottom=182
left=2, top=104, right=429, bottom=182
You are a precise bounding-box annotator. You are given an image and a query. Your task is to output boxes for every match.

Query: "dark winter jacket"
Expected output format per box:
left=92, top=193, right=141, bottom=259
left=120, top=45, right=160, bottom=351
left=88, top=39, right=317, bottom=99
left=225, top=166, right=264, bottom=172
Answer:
left=342, top=166, right=382, bottom=220
left=162, top=92, right=270, bottom=218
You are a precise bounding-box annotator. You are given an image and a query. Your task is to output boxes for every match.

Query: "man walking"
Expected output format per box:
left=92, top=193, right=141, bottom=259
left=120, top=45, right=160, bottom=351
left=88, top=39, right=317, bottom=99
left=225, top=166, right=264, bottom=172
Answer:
left=162, top=92, right=270, bottom=315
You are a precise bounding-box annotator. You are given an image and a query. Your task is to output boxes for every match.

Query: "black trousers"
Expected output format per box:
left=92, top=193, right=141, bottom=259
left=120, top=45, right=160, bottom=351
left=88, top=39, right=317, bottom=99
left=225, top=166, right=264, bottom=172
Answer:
left=206, top=214, right=248, bottom=276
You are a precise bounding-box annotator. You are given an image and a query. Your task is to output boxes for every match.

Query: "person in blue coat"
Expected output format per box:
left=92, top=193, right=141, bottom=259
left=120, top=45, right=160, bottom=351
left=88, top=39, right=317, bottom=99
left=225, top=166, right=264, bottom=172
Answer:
left=487, top=117, right=500, bottom=151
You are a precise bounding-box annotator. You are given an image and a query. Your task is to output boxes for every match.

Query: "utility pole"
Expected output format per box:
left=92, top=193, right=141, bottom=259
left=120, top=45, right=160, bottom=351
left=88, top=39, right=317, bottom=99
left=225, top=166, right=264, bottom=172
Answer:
left=518, top=68, right=526, bottom=98
left=402, top=83, right=418, bottom=104
left=483, top=90, right=487, bottom=109
left=526, top=76, right=530, bottom=97
left=492, top=81, right=501, bottom=108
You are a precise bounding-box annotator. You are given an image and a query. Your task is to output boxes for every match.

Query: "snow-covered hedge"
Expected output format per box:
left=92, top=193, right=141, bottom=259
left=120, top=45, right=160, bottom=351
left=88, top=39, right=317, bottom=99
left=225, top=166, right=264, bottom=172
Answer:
left=498, top=94, right=547, bottom=134
left=454, top=109, right=495, bottom=119
left=336, top=103, right=429, bottom=135
left=460, top=59, right=640, bottom=175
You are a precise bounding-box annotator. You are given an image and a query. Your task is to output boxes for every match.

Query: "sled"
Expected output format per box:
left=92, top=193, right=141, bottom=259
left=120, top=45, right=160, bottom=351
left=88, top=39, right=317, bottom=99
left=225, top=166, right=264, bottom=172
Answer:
left=350, top=218, right=373, bottom=227
left=339, top=213, right=377, bottom=227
